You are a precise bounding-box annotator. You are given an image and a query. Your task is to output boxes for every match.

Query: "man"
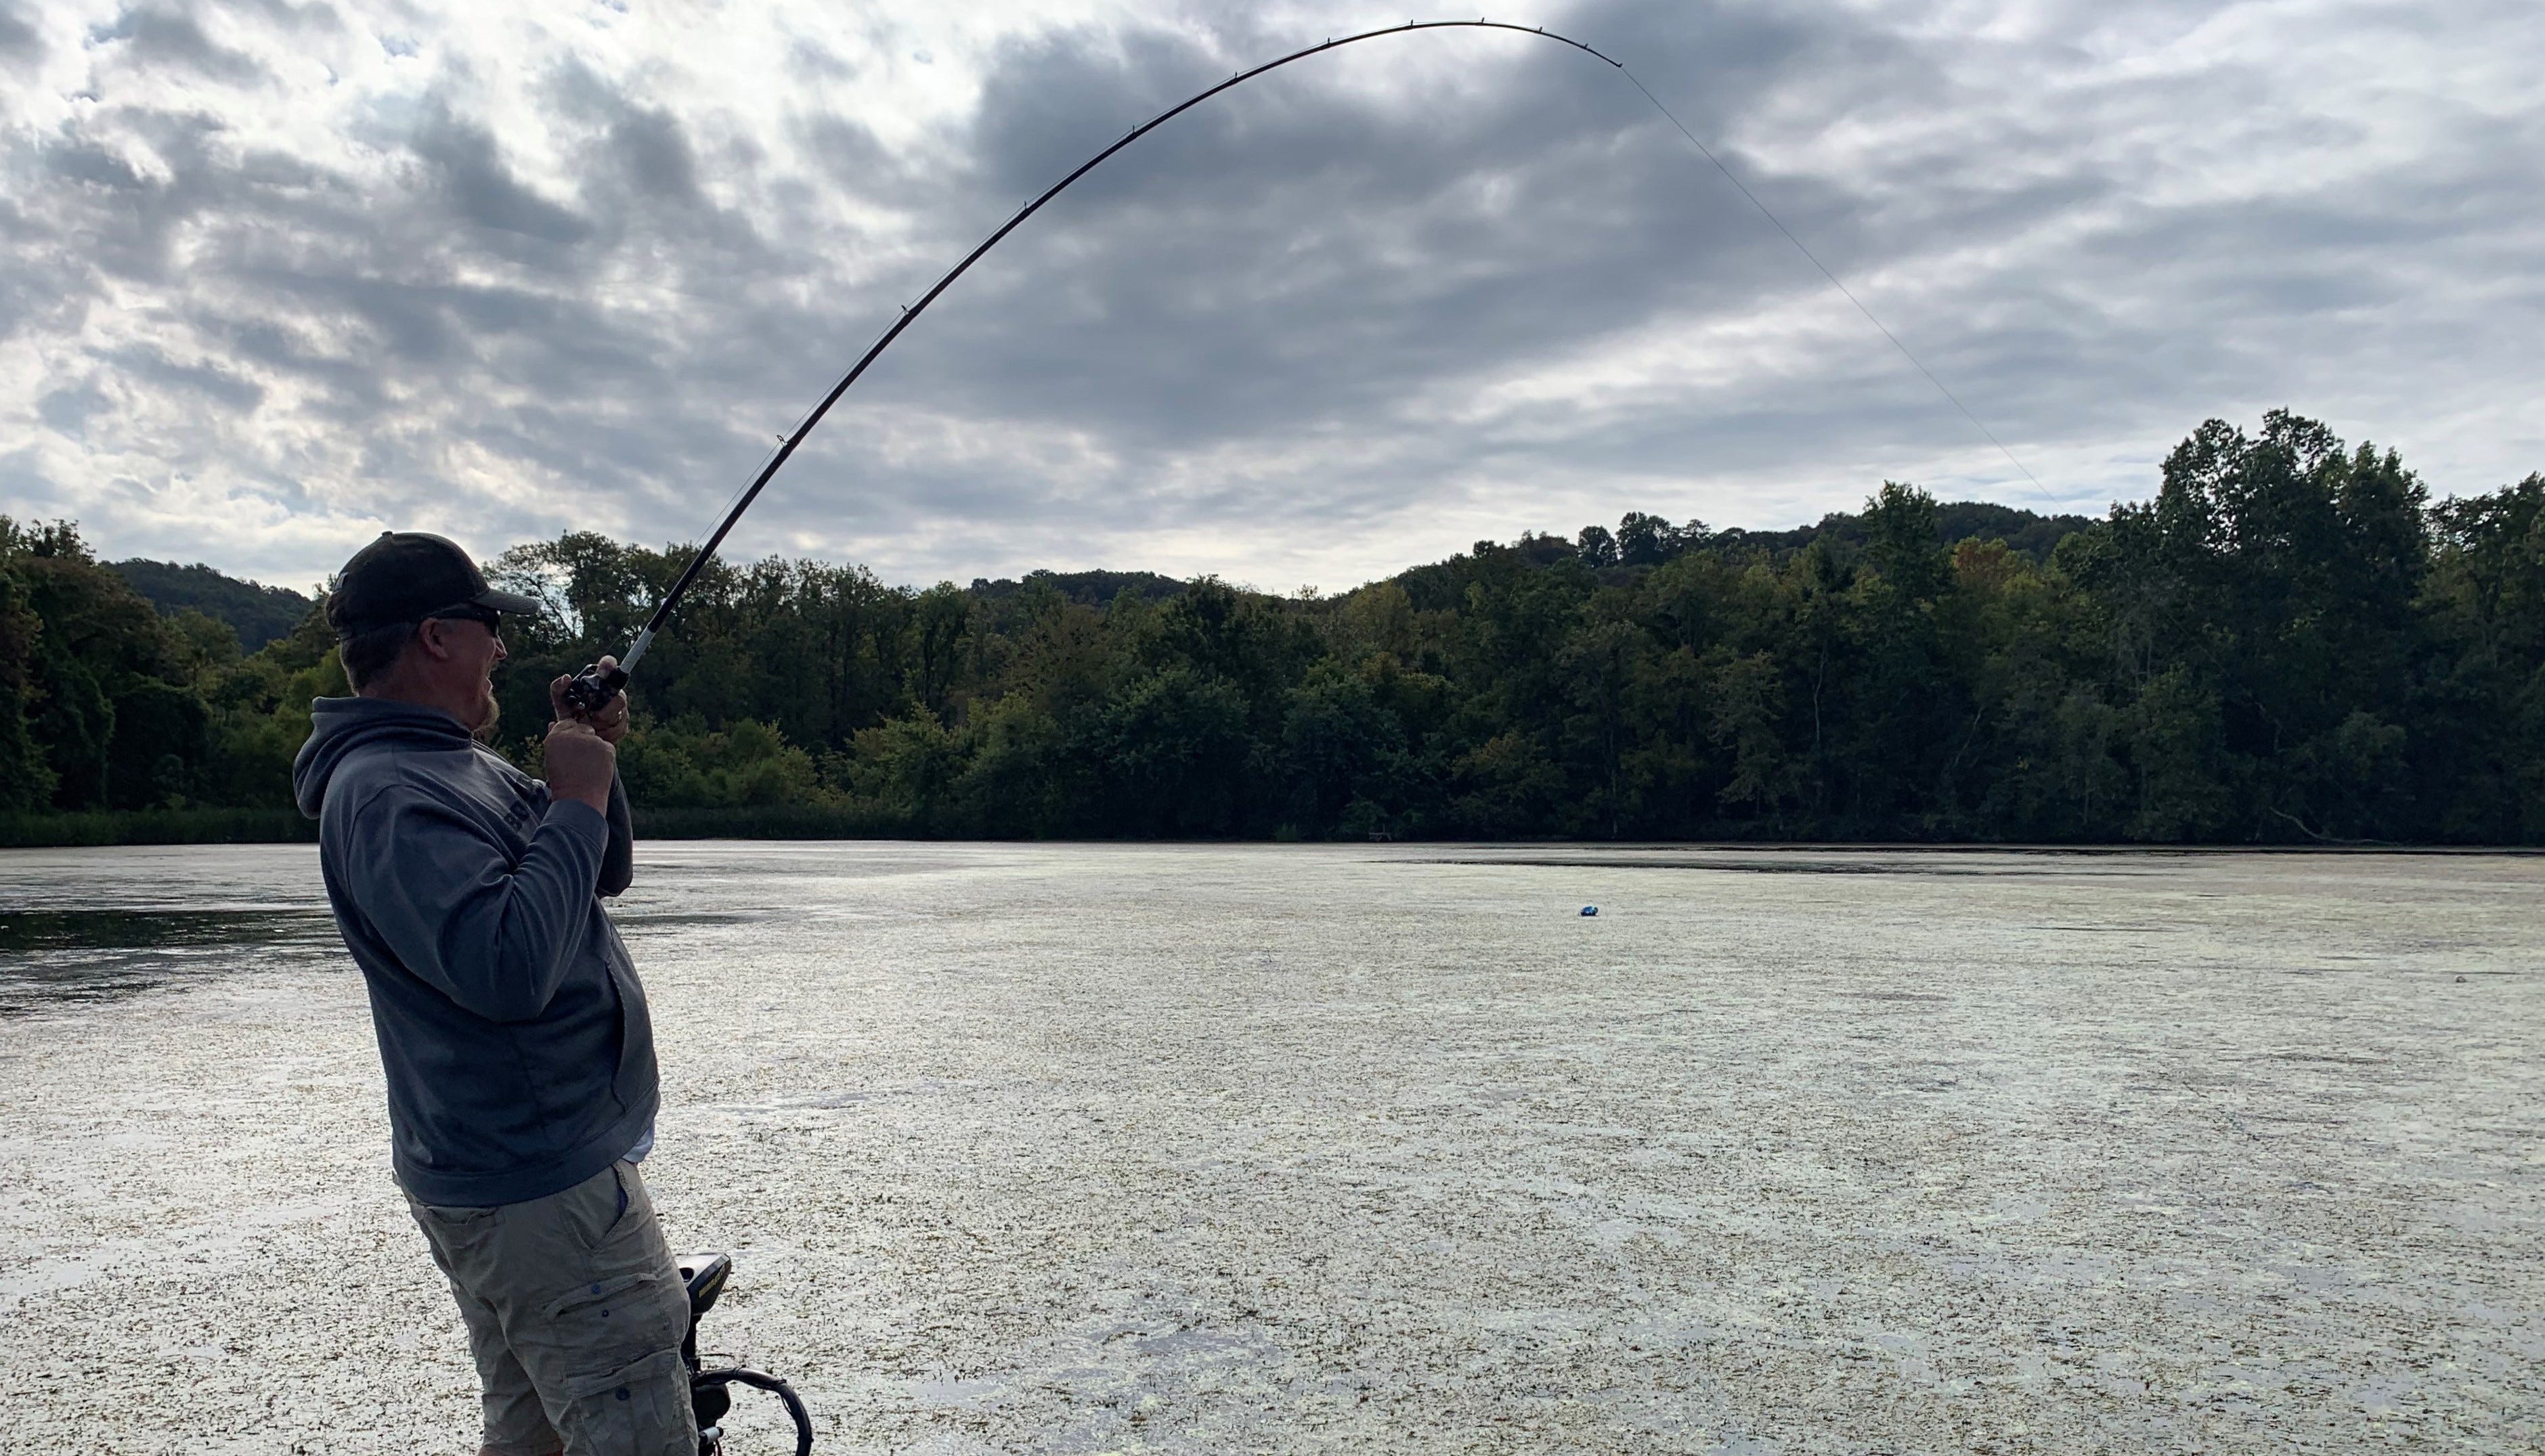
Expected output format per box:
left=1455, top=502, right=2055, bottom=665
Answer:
left=292, top=531, right=697, bottom=1456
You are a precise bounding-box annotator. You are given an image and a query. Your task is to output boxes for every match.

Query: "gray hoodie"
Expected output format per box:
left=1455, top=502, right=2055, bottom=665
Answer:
left=293, top=696, right=655, bottom=1208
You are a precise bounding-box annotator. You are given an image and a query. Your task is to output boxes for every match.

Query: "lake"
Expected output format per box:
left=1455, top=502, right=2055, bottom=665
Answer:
left=0, top=842, right=2537, bottom=1452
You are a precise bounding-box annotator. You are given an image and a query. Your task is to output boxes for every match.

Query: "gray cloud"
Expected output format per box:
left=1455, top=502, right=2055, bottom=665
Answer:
left=411, top=108, right=593, bottom=247
left=104, top=343, right=264, bottom=409
left=0, top=3, right=42, bottom=63
left=0, top=0, right=2539, bottom=592
left=37, top=379, right=108, bottom=435
left=87, top=6, right=267, bottom=84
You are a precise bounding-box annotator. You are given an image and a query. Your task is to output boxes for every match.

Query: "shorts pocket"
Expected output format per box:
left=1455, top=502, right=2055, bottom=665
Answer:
left=538, top=1265, right=689, bottom=1371
left=408, top=1200, right=502, bottom=1272
left=572, top=1161, right=648, bottom=1252
left=542, top=1271, right=654, bottom=1324
left=604, top=1162, right=638, bottom=1239
left=557, top=1346, right=694, bottom=1456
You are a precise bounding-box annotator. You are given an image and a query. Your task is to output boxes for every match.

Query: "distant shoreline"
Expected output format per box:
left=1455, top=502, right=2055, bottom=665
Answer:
left=2, top=809, right=2539, bottom=852
left=0, top=809, right=318, bottom=848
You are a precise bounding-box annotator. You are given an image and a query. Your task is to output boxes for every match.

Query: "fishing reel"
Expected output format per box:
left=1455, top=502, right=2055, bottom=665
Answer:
left=678, top=1253, right=814, bottom=1455
left=561, top=661, right=630, bottom=715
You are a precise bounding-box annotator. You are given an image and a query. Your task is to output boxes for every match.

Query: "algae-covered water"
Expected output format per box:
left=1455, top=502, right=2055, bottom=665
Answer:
left=0, top=842, right=2537, bottom=1453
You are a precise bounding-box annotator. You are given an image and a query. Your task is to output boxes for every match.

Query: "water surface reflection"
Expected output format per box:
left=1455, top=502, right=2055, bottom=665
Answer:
left=0, top=907, right=337, bottom=1015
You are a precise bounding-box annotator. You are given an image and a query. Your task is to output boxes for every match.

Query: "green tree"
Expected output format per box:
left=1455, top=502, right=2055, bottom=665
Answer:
left=0, top=559, right=55, bottom=812
left=11, top=408, right=2536, bottom=848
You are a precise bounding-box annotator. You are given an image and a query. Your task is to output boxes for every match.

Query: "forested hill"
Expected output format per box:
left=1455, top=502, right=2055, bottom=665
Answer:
left=1710, top=500, right=2094, bottom=563
left=107, top=559, right=313, bottom=650
left=1401, top=499, right=2094, bottom=596
left=965, top=569, right=1189, bottom=605
left=98, top=506, right=2090, bottom=641
left=5, top=409, right=2543, bottom=845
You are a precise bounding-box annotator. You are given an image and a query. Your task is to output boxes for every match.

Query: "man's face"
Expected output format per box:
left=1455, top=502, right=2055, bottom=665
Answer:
left=422, top=615, right=507, bottom=734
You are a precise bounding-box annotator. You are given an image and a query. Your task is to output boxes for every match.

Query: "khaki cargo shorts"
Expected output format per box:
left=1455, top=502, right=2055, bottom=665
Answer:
left=408, top=1160, right=699, bottom=1456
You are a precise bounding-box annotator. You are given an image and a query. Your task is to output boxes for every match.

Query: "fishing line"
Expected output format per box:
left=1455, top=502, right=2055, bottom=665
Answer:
left=567, top=18, right=2048, bottom=709
left=1613, top=68, right=2049, bottom=498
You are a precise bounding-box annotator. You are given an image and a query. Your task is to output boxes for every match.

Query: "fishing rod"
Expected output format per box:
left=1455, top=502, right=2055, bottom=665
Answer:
left=561, top=19, right=1621, bottom=713
left=564, top=17, right=2040, bottom=714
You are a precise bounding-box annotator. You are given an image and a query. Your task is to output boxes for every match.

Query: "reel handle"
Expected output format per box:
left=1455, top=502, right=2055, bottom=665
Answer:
left=562, top=661, right=630, bottom=715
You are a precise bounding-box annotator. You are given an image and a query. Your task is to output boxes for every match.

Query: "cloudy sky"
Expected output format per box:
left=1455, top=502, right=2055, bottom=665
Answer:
left=1, top=0, right=2538, bottom=594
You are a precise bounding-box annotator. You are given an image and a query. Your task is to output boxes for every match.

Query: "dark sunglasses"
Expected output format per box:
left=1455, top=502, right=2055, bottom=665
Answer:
left=420, top=604, right=504, bottom=630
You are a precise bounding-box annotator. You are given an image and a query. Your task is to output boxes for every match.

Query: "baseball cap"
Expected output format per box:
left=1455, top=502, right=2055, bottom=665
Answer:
left=326, top=531, right=543, bottom=640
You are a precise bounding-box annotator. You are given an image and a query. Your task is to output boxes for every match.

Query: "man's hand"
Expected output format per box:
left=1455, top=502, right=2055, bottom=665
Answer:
left=543, top=720, right=616, bottom=814
left=548, top=655, right=630, bottom=745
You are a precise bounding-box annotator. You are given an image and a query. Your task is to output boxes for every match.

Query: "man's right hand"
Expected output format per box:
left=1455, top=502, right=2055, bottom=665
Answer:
left=543, top=719, right=615, bottom=814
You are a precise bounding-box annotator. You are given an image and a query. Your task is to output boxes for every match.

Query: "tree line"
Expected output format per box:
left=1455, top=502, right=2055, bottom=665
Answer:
left=5, top=410, right=2542, bottom=843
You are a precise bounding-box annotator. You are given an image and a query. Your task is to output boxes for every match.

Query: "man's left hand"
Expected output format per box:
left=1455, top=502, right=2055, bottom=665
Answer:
left=549, top=656, right=630, bottom=745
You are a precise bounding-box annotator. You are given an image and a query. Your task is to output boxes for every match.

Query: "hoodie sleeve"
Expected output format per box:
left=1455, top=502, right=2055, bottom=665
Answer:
left=343, top=784, right=609, bottom=1023
left=599, top=772, right=634, bottom=899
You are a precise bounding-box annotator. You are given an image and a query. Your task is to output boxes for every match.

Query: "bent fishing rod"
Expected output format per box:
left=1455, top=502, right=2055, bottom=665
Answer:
left=561, top=20, right=1619, bottom=712
left=564, top=17, right=2033, bottom=713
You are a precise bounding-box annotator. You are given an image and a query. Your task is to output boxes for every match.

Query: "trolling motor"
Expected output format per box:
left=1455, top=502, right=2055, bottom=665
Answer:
left=678, top=1253, right=814, bottom=1455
